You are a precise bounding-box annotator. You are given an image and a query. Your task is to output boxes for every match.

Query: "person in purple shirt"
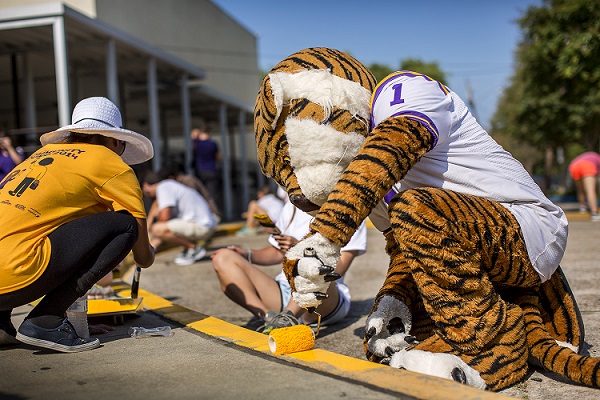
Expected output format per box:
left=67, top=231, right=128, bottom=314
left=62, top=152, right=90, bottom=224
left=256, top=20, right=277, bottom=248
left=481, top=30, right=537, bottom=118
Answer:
left=191, top=126, right=221, bottom=206
left=568, top=151, right=600, bottom=221
left=0, top=131, right=24, bottom=182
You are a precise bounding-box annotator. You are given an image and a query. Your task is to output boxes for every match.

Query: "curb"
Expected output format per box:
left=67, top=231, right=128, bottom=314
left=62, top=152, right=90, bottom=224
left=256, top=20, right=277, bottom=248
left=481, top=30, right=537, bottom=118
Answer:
left=121, top=285, right=511, bottom=400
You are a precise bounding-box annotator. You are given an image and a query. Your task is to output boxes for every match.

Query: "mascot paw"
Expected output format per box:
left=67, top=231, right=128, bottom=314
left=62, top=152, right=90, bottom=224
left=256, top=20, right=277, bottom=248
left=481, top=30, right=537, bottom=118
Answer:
left=365, top=296, right=416, bottom=360
left=389, top=349, right=486, bottom=390
left=286, top=233, right=341, bottom=309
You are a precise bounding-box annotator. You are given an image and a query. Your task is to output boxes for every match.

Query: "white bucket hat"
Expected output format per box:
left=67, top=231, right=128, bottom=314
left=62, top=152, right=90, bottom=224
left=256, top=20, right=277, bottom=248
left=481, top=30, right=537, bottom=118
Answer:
left=40, top=97, right=154, bottom=165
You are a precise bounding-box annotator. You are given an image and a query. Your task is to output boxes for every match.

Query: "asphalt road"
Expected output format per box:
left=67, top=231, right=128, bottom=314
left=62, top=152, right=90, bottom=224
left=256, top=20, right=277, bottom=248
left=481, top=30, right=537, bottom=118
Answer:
left=2, top=204, right=600, bottom=399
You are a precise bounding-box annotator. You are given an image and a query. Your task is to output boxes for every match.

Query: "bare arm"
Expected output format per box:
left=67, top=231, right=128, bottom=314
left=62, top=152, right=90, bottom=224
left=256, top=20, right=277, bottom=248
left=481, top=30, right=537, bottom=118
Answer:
left=146, top=200, right=159, bottom=230
left=133, top=217, right=155, bottom=268
left=157, top=206, right=172, bottom=222
left=1, top=137, right=23, bottom=165
left=333, top=250, right=358, bottom=276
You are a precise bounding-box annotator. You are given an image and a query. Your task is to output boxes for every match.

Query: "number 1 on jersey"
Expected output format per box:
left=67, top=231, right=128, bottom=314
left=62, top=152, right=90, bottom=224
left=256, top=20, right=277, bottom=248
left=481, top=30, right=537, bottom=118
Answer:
left=391, top=83, right=404, bottom=106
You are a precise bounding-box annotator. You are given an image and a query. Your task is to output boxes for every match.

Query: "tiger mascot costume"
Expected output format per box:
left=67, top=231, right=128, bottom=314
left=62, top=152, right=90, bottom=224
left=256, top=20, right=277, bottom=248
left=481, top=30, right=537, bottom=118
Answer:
left=254, top=47, right=599, bottom=391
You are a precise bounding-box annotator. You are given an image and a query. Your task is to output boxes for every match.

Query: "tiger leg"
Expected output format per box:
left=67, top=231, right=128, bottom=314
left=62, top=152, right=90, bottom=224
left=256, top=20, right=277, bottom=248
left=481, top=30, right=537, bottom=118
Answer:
left=364, top=230, right=434, bottom=362
left=388, top=188, right=540, bottom=390
left=502, top=270, right=600, bottom=387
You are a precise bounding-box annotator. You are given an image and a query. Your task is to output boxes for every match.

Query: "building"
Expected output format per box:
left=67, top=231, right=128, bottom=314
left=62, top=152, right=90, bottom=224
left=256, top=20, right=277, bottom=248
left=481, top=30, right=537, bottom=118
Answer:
left=0, top=0, right=266, bottom=220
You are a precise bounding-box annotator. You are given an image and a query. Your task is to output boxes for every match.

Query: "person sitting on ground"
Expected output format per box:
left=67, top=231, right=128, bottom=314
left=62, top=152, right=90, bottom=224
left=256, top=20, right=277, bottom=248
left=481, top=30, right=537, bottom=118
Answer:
left=212, top=200, right=367, bottom=333
left=568, top=151, right=600, bottom=221
left=0, top=131, right=24, bottom=182
left=0, top=96, right=155, bottom=352
left=236, top=185, right=284, bottom=236
left=143, top=170, right=217, bottom=266
left=168, top=167, right=221, bottom=224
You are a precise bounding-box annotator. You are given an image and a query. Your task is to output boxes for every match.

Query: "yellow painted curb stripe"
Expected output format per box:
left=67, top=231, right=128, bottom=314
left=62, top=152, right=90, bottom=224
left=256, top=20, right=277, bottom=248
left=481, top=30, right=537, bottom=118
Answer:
left=135, top=287, right=512, bottom=400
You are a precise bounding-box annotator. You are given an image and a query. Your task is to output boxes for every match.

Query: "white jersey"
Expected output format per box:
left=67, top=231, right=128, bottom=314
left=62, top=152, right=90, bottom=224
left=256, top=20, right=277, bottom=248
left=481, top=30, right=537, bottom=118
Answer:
left=156, top=179, right=216, bottom=229
left=369, top=71, right=567, bottom=282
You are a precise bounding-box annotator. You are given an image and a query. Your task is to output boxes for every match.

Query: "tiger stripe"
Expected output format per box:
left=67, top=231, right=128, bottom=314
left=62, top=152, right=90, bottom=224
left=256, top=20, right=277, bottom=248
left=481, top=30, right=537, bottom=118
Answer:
left=311, top=117, right=434, bottom=246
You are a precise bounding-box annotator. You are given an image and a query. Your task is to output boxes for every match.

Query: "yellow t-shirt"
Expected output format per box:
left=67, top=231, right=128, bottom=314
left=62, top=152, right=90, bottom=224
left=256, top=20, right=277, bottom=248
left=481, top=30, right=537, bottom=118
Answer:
left=0, top=143, right=146, bottom=294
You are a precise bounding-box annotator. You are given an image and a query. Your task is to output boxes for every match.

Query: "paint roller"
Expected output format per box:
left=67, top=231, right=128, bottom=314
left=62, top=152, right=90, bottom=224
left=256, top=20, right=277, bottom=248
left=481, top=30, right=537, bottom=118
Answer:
left=268, top=310, right=322, bottom=355
left=268, top=324, right=316, bottom=355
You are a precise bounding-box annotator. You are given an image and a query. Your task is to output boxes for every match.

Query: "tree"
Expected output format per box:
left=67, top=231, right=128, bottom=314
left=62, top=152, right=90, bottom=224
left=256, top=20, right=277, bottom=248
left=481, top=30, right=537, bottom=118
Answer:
left=491, top=0, right=600, bottom=191
left=368, top=63, right=394, bottom=82
left=368, top=59, right=447, bottom=85
left=400, top=59, right=448, bottom=85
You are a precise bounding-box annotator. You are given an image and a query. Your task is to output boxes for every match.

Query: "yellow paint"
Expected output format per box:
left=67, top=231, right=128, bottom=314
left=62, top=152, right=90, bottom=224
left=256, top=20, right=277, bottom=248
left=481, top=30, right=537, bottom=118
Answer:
left=134, top=288, right=173, bottom=309
left=136, top=281, right=514, bottom=400
left=188, top=316, right=271, bottom=352
left=87, top=297, right=143, bottom=316
left=291, top=349, right=387, bottom=372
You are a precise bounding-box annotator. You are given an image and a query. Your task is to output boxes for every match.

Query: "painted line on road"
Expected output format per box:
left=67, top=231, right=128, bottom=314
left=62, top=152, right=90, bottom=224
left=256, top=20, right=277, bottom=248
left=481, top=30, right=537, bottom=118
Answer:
left=134, top=287, right=511, bottom=400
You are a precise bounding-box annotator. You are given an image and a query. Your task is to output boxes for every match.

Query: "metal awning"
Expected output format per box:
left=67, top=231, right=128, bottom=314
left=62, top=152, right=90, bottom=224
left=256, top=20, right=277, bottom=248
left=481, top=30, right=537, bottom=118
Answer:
left=0, top=3, right=258, bottom=221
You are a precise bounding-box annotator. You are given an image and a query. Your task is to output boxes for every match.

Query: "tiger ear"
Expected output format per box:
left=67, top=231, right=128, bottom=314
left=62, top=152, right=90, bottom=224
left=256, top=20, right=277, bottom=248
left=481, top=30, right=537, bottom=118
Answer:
left=254, top=73, right=285, bottom=179
left=254, top=73, right=283, bottom=136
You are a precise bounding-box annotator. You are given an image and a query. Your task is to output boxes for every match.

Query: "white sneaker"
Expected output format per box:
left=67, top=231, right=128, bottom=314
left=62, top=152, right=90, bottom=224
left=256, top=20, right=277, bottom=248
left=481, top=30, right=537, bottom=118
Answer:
left=173, top=249, right=189, bottom=264
left=591, top=214, right=600, bottom=222
left=173, top=247, right=207, bottom=265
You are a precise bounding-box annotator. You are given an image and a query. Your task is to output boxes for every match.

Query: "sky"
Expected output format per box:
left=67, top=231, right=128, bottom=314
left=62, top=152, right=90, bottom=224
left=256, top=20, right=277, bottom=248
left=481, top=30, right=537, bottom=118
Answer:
left=211, top=0, right=542, bottom=130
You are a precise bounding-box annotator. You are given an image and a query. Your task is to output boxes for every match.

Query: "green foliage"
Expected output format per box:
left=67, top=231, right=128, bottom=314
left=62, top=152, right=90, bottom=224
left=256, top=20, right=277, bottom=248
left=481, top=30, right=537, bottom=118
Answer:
left=399, top=59, right=448, bottom=85
left=368, top=59, right=447, bottom=85
left=493, top=0, right=600, bottom=152
left=368, top=63, right=394, bottom=83
left=490, top=0, right=600, bottom=190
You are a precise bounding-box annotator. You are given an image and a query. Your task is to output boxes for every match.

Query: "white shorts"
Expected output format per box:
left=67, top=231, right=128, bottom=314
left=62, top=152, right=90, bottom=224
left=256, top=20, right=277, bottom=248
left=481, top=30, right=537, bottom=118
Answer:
left=275, top=272, right=351, bottom=326
left=167, top=219, right=214, bottom=241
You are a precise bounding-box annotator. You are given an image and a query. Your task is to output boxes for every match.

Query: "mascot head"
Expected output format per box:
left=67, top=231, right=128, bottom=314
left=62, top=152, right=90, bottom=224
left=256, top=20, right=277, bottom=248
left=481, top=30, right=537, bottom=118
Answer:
left=254, top=47, right=376, bottom=214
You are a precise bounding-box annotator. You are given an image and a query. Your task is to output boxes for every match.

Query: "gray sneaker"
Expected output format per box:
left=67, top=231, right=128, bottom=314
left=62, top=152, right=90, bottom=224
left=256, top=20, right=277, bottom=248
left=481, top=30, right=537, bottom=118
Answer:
left=174, top=246, right=207, bottom=265
left=16, top=318, right=100, bottom=353
left=258, top=310, right=299, bottom=335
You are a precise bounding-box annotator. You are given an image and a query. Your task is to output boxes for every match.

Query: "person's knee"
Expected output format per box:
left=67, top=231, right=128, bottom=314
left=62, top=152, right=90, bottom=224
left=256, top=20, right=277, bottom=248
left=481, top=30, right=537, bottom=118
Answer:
left=108, top=211, right=138, bottom=245
left=150, top=222, right=169, bottom=238
left=211, top=249, right=237, bottom=273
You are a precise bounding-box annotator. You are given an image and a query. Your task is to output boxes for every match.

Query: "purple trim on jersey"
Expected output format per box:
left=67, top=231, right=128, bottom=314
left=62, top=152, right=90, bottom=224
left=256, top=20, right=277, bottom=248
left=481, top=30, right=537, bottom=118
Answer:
left=384, top=189, right=397, bottom=204
left=389, top=111, right=439, bottom=148
left=391, top=71, right=450, bottom=95
left=371, top=74, right=399, bottom=118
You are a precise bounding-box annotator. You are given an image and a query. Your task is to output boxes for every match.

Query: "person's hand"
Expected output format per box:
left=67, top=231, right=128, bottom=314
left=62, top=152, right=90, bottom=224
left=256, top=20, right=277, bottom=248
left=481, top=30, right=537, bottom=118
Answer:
left=282, top=232, right=341, bottom=310
left=272, top=234, right=297, bottom=252
left=0, top=136, right=11, bottom=149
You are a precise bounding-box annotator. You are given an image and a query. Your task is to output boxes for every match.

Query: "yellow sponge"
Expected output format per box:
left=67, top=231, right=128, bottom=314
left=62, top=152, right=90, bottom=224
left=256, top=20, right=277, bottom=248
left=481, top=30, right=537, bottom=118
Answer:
left=268, top=324, right=315, bottom=355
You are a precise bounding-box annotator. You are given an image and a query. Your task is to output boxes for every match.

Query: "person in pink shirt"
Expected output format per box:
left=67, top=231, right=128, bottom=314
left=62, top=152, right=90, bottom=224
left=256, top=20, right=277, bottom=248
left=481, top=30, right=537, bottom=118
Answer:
left=568, top=151, right=600, bottom=221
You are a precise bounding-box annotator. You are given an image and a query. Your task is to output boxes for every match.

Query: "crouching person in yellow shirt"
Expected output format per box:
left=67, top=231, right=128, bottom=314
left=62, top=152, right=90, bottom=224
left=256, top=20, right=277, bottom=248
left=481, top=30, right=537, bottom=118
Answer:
left=0, top=97, right=155, bottom=352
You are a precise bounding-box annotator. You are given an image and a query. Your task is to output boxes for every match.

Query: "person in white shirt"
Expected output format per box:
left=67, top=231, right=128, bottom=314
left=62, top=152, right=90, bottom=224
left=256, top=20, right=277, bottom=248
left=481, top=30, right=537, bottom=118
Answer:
left=143, top=171, right=216, bottom=265
left=236, top=185, right=284, bottom=236
left=212, top=200, right=367, bottom=333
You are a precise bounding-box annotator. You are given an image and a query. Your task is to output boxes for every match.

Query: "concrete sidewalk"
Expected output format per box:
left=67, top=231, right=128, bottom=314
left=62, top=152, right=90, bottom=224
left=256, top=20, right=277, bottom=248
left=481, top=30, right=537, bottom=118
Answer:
left=1, top=204, right=600, bottom=399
